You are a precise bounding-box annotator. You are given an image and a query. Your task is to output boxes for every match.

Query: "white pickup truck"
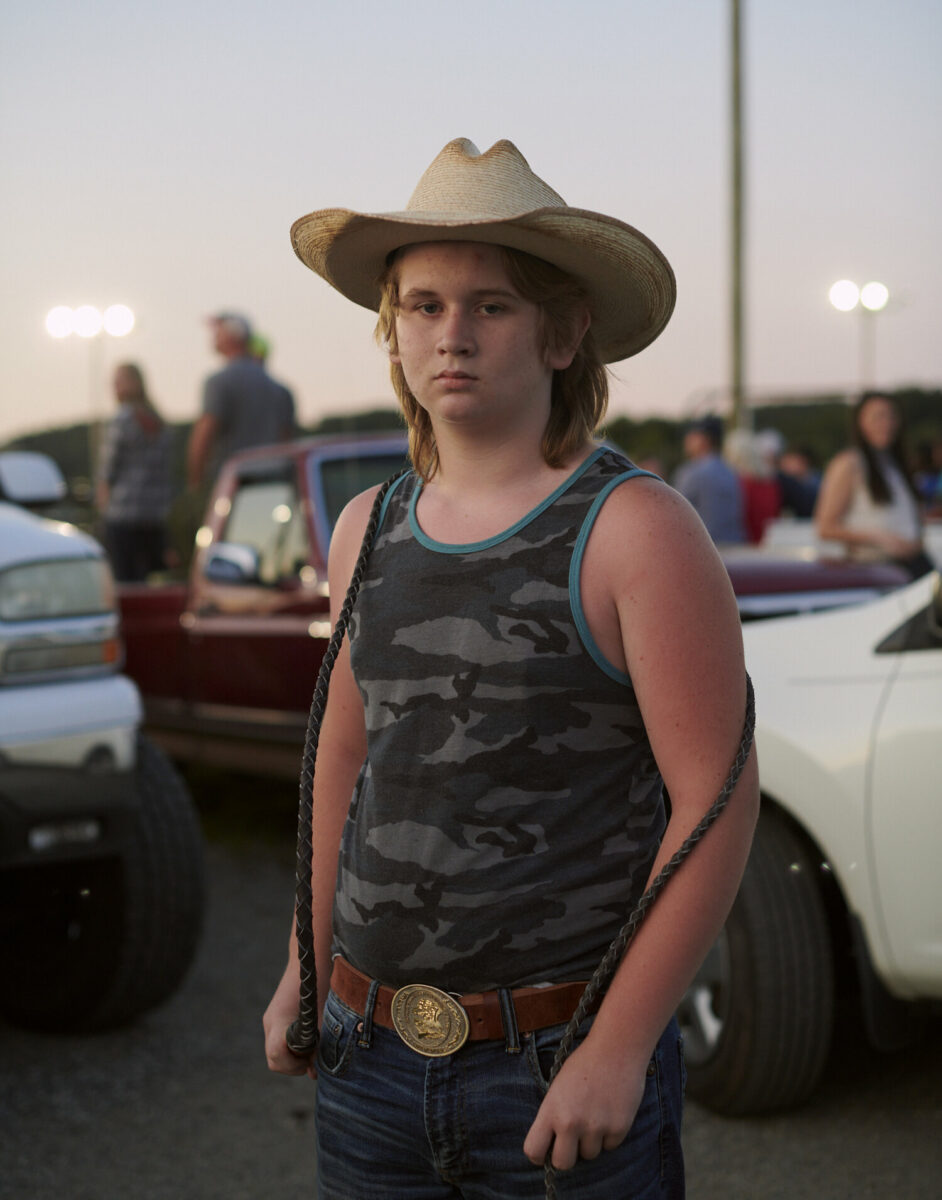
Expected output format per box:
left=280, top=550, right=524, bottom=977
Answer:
left=0, top=452, right=204, bottom=1032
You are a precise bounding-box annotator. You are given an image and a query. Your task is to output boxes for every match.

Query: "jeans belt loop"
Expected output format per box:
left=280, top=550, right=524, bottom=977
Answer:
left=498, top=987, right=522, bottom=1054
left=358, top=978, right=381, bottom=1048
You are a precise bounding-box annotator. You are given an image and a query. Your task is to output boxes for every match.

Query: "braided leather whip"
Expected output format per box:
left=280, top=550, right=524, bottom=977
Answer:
left=284, top=467, right=756, bottom=1200
left=542, top=672, right=755, bottom=1199
left=285, top=469, right=406, bottom=1057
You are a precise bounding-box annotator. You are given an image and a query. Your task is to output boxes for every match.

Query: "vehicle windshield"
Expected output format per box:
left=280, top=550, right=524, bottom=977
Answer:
left=317, top=452, right=409, bottom=534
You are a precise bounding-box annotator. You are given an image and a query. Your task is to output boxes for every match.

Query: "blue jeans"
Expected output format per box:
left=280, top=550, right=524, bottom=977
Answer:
left=314, top=988, right=685, bottom=1199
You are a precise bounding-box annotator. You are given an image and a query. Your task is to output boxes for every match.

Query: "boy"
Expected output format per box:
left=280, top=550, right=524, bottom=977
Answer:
left=264, top=138, right=759, bottom=1198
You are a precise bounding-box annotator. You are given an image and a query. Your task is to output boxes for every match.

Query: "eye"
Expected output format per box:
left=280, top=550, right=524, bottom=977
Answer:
left=416, top=301, right=441, bottom=315
left=479, top=302, right=504, bottom=316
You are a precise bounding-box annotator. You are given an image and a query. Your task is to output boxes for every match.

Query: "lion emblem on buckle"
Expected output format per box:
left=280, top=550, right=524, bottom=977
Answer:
left=390, top=984, right=470, bottom=1057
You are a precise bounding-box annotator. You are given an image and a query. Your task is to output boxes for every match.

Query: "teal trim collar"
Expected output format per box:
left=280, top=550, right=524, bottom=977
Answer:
left=569, top=467, right=658, bottom=685
left=408, top=446, right=607, bottom=554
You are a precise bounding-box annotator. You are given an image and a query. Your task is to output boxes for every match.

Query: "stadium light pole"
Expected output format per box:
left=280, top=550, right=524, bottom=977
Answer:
left=828, top=281, right=888, bottom=393
left=730, top=0, right=747, bottom=429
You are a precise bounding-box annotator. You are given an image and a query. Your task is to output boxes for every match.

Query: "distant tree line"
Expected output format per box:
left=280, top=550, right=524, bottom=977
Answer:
left=4, top=387, right=939, bottom=501
left=603, top=387, right=942, bottom=479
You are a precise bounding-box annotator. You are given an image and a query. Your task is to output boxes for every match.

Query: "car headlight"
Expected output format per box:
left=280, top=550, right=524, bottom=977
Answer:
left=0, top=557, right=114, bottom=621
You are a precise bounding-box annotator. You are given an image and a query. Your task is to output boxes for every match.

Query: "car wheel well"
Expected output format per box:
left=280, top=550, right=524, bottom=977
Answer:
left=755, top=793, right=924, bottom=1048
left=757, top=793, right=855, bottom=966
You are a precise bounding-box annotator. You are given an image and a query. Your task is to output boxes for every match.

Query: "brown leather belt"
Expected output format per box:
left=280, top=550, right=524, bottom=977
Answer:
left=330, top=956, right=594, bottom=1048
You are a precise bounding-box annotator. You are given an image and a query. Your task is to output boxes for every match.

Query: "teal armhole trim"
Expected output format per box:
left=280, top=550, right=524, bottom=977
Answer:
left=377, top=471, right=412, bottom=533
left=409, top=446, right=607, bottom=553
left=570, top=468, right=658, bottom=685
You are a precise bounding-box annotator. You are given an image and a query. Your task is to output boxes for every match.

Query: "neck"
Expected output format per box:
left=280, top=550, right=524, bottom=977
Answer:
left=415, top=426, right=596, bottom=546
left=425, top=394, right=556, bottom=491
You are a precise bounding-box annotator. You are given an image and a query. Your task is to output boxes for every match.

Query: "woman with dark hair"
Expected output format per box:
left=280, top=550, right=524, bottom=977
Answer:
left=815, top=391, right=933, bottom=578
left=96, top=362, right=172, bottom=582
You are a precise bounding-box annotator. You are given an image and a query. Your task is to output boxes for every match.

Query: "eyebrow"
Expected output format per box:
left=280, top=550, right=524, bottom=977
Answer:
left=399, top=286, right=522, bottom=302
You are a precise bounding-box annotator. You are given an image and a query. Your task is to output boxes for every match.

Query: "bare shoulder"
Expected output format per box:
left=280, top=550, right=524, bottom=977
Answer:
left=823, top=448, right=860, bottom=483
left=328, top=484, right=387, bottom=586
left=578, top=473, right=740, bottom=691
left=588, top=473, right=733, bottom=599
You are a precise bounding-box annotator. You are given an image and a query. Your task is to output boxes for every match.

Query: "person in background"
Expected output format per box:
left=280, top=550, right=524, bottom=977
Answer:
left=96, top=362, right=171, bottom=582
left=776, top=444, right=820, bottom=518
left=927, top=438, right=942, bottom=517
left=249, top=329, right=299, bottom=433
left=815, top=391, right=933, bottom=578
left=911, top=441, right=941, bottom=506
left=672, top=415, right=746, bottom=545
left=187, top=312, right=296, bottom=488
left=724, top=428, right=782, bottom=545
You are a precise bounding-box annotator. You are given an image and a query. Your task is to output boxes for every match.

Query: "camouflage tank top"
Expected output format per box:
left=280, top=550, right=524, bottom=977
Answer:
left=333, top=445, right=666, bottom=992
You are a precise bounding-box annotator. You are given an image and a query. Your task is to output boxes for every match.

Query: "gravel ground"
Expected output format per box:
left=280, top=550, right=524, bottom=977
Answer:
left=2, top=777, right=940, bottom=1200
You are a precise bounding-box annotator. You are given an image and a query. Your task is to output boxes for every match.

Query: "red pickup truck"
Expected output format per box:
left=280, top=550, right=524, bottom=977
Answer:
left=118, top=435, right=907, bottom=777
left=119, top=435, right=410, bottom=776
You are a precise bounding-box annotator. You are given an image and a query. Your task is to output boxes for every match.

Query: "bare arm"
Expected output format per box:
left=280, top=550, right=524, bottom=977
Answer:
left=262, top=489, right=374, bottom=1075
left=525, top=480, right=760, bottom=1169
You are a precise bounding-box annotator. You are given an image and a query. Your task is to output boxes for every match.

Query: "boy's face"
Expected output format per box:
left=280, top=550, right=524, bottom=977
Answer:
left=391, top=241, right=571, bottom=435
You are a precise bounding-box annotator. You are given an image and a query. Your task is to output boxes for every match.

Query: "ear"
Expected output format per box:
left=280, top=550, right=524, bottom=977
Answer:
left=545, top=307, right=591, bottom=371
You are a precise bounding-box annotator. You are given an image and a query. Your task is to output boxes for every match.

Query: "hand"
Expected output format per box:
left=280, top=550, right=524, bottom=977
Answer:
left=523, top=1038, right=647, bottom=1171
left=263, top=980, right=317, bottom=1079
left=875, top=531, right=923, bottom=559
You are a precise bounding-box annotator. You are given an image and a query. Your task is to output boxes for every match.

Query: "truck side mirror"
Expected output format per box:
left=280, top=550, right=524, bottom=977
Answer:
left=0, top=452, right=67, bottom=506
left=202, top=543, right=261, bottom=585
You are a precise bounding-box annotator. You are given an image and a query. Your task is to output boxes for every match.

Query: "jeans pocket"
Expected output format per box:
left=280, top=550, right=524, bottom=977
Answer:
left=524, top=1017, right=595, bottom=1093
left=316, top=991, right=358, bottom=1078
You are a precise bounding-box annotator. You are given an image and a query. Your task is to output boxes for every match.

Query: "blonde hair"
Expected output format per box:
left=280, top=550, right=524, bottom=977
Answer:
left=374, top=245, right=608, bottom=479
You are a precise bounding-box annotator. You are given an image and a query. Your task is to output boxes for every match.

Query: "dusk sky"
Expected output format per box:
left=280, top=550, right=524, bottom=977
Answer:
left=2, top=1, right=939, bottom=445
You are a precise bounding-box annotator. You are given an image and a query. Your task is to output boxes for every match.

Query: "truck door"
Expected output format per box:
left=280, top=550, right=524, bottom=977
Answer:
left=185, top=457, right=329, bottom=747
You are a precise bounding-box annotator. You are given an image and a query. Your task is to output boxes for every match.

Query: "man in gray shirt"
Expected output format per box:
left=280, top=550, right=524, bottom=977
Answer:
left=187, top=312, right=296, bottom=487
left=672, top=415, right=746, bottom=545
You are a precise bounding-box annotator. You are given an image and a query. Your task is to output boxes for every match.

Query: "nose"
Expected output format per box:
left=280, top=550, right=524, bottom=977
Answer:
left=437, top=307, right=475, bottom=356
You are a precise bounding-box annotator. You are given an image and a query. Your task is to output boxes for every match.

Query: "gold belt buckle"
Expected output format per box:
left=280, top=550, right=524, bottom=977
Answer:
left=390, top=983, right=470, bottom=1057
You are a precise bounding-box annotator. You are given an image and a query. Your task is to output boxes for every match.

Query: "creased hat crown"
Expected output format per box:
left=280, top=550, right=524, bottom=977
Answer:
left=405, top=138, right=566, bottom=219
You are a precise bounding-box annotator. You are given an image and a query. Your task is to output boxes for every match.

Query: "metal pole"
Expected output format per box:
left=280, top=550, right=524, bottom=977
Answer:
left=88, top=333, right=105, bottom=490
left=730, top=0, right=747, bottom=428
left=859, top=309, right=876, bottom=392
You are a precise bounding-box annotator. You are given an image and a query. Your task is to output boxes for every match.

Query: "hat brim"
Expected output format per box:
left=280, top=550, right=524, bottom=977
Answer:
left=290, top=206, right=676, bottom=363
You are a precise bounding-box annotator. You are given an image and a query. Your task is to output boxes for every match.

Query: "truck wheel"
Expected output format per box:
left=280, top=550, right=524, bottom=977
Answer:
left=677, top=806, right=835, bottom=1115
left=0, top=736, right=205, bottom=1032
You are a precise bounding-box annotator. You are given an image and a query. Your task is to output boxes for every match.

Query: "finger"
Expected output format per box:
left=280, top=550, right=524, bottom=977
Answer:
left=602, top=1128, right=629, bottom=1153
left=523, top=1117, right=553, bottom=1166
left=550, top=1130, right=579, bottom=1172
left=266, top=1039, right=311, bottom=1075
left=578, top=1131, right=604, bottom=1161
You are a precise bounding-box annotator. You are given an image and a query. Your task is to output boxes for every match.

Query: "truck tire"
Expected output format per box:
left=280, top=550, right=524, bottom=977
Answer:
left=0, top=736, right=204, bottom=1032
left=677, top=806, right=835, bottom=1114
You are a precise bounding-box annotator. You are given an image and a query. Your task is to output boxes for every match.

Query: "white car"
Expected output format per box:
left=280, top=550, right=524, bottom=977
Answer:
left=679, top=569, right=942, bottom=1113
left=0, top=452, right=204, bottom=1032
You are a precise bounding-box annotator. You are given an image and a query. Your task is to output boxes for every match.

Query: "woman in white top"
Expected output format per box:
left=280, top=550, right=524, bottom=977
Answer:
left=815, top=391, right=932, bottom=578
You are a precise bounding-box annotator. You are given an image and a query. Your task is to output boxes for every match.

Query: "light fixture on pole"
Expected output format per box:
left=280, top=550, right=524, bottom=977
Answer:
left=828, top=280, right=888, bottom=392
left=44, top=304, right=136, bottom=487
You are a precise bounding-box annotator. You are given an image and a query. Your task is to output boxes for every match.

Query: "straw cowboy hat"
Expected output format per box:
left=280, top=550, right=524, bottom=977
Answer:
left=290, top=138, right=676, bottom=363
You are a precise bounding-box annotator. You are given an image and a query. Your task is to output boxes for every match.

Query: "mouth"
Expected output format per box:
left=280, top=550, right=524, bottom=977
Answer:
left=435, top=370, right=476, bottom=381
